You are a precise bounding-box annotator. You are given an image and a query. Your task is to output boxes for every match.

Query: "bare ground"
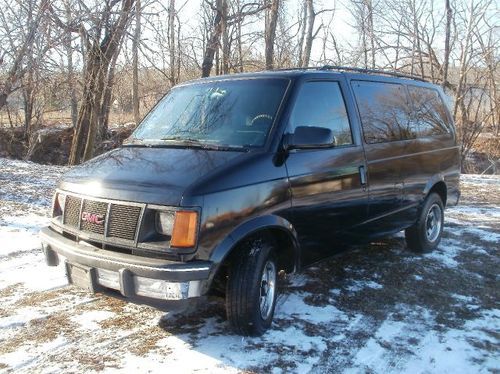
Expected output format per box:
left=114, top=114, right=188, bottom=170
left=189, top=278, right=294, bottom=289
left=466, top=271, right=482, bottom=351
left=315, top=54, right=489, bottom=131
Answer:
left=0, top=159, right=498, bottom=373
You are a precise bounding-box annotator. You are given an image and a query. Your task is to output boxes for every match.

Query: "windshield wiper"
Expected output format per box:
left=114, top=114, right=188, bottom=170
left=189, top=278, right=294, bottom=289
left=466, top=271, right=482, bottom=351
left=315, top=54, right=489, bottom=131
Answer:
left=159, top=137, right=245, bottom=151
left=124, top=137, right=246, bottom=151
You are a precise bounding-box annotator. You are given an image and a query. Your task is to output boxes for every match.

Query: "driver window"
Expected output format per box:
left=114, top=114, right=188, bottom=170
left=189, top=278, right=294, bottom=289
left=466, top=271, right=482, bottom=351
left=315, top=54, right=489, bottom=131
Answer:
left=289, top=81, right=353, bottom=146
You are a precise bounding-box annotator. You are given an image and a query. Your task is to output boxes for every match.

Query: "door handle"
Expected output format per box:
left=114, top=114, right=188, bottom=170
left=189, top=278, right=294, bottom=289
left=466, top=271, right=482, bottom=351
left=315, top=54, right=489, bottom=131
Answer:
left=359, top=166, right=367, bottom=189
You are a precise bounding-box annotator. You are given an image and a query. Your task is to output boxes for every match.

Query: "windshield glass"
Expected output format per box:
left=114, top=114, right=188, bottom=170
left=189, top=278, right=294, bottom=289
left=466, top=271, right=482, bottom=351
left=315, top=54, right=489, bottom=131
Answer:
left=130, top=78, right=289, bottom=148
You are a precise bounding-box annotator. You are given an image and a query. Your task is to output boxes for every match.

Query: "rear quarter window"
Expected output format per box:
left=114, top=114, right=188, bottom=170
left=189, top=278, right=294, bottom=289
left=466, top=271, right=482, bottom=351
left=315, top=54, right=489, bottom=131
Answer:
left=351, top=80, right=415, bottom=144
left=408, top=85, right=453, bottom=137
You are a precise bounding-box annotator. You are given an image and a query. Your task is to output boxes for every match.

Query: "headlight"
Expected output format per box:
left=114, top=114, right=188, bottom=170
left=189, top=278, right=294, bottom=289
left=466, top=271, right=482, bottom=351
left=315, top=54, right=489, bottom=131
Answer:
left=155, top=211, right=175, bottom=235
left=155, top=210, right=199, bottom=248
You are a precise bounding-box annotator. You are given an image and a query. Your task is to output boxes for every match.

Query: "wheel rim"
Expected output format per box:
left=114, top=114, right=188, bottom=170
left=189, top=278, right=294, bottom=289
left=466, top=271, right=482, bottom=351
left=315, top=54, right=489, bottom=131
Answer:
left=425, top=203, right=442, bottom=242
left=259, top=260, right=276, bottom=320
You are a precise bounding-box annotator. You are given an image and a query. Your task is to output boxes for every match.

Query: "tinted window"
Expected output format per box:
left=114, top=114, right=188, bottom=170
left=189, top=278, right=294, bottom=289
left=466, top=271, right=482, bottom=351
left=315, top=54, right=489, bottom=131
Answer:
left=132, top=78, right=288, bottom=148
left=289, top=81, right=353, bottom=146
left=352, top=81, right=414, bottom=143
left=408, top=86, right=452, bottom=137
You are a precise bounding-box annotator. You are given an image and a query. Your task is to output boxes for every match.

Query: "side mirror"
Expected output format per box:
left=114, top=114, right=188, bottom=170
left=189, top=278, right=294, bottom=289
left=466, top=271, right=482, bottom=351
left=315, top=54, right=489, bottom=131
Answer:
left=285, top=126, right=335, bottom=150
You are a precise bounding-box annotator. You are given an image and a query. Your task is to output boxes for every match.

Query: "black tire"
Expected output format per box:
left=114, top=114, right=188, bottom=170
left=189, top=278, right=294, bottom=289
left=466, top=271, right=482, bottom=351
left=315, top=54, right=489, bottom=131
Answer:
left=405, top=192, right=444, bottom=252
left=226, top=237, right=277, bottom=336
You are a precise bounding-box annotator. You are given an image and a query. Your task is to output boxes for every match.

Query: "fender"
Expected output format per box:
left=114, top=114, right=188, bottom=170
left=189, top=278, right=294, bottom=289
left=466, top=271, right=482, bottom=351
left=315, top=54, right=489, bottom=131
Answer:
left=207, top=214, right=300, bottom=283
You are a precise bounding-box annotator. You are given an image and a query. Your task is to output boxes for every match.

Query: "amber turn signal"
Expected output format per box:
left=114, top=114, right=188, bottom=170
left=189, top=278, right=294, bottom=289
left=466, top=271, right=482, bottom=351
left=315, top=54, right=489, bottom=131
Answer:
left=171, top=211, right=198, bottom=248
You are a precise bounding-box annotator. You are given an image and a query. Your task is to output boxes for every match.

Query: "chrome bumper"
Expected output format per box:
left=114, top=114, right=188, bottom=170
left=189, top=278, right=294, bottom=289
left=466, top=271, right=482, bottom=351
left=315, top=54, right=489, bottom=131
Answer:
left=40, top=227, right=211, bottom=300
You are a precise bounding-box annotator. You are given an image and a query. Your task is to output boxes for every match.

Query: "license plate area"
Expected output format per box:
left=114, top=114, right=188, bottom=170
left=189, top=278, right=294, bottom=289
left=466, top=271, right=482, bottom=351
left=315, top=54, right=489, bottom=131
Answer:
left=65, top=261, right=100, bottom=293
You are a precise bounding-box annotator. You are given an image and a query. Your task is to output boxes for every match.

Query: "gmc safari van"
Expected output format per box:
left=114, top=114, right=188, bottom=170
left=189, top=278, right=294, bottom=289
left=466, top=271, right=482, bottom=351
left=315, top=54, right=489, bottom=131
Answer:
left=41, top=66, right=460, bottom=336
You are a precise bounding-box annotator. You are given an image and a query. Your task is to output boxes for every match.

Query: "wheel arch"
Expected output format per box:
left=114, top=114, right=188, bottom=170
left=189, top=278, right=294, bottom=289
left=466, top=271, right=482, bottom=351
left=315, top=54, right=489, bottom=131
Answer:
left=207, top=215, right=300, bottom=294
left=423, top=176, right=448, bottom=206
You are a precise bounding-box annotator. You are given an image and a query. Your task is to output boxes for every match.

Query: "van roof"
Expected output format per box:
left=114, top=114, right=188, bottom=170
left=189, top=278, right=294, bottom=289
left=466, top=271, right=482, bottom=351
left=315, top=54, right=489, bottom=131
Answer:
left=184, top=65, right=440, bottom=89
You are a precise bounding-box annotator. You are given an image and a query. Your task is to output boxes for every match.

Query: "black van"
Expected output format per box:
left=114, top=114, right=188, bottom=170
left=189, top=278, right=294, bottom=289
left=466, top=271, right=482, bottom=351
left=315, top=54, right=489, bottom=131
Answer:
left=40, top=66, right=460, bottom=335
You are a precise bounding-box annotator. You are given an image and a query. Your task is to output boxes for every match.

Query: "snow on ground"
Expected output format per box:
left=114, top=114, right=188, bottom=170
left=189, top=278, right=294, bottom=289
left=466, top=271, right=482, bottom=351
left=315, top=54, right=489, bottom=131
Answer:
left=0, top=157, right=499, bottom=373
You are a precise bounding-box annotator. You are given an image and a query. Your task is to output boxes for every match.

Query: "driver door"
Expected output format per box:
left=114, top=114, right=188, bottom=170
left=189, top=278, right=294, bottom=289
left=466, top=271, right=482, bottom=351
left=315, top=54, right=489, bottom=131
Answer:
left=284, top=79, right=369, bottom=266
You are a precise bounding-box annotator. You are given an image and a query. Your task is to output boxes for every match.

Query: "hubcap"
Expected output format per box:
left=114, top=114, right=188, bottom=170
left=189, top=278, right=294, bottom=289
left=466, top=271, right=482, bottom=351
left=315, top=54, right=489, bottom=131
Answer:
left=425, top=203, right=442, bottom=242
left=259, top=260, right=276, bottom=320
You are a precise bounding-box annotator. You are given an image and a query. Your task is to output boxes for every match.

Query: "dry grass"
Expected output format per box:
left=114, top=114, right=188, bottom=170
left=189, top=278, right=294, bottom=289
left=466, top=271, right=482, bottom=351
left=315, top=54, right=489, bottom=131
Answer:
left=44, top=348, right=120, bottom=372
left=124, top=326, right=173, bottom=356
left=0, top=283, right=23, bottom=299
left=0, top=314, right=76, bottom=355
left=14, top=288, right=70, bottom=309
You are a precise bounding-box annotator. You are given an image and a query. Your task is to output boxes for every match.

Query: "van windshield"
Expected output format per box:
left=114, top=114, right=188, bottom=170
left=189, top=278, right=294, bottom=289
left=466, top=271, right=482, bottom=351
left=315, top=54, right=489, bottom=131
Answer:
left=129, top=78, right=289, bottom=149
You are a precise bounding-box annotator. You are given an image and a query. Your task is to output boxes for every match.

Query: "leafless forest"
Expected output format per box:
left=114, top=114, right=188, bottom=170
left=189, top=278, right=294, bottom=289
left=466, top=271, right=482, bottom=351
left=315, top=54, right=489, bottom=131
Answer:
left=0, top=0, right=497, bottom=172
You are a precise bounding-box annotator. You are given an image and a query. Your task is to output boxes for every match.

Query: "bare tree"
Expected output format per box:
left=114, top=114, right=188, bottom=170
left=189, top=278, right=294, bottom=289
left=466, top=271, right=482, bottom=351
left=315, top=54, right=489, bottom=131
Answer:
left=50, top=0, right=136, bottom=164
left=0, top=0, right=52, bottom=112
left=201, top=0, right=266, bottom=77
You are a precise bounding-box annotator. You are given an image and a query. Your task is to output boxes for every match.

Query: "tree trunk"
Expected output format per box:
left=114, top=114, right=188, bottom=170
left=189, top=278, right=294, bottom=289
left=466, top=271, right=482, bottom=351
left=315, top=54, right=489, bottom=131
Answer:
left=132, top=0, right=141, bottom=124
left=64, top=1, right=78, bottom=128
left=442, top=0, right=452, bottom=88
left=99, top=44, right=121, bottom=139
left=366, top=0, right=375, bottom=68
left=201, top=0, right=224, bottom=77
left=168, top=0, right=176, bottom=86
left=265, top=0, right=280, bottom=70
left=221, top=0, right=229, bottom=74
left=302, top=0, right=315, bottom=67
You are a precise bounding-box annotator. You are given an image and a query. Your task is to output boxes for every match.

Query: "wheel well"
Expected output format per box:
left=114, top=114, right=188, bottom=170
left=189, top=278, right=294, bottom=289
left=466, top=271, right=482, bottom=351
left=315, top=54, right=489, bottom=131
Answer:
left=209, top=228, right=297, bottom=296
left=429, top=181, right=447, bottom=206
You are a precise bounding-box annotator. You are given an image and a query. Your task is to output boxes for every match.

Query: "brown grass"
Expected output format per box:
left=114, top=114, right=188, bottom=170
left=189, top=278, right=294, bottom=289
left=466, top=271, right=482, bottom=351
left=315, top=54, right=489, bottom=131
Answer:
left=0, top=283, right=23, bottom=299
left=0, top=314, right=76, bottom=355
left=124, top=326, right=173, bottom=356
left=14, top=288, right=69, bottom=308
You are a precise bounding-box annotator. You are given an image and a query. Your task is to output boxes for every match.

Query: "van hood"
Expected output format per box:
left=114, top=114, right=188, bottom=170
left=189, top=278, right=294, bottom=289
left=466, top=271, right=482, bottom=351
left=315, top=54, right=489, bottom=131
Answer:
left=59, top=146, right=245, bottom=206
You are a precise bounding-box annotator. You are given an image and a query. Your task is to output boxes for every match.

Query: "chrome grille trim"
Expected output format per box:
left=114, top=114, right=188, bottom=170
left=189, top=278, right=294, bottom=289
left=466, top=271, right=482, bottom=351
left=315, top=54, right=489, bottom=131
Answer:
left=57, top=191, right=146, bottom=245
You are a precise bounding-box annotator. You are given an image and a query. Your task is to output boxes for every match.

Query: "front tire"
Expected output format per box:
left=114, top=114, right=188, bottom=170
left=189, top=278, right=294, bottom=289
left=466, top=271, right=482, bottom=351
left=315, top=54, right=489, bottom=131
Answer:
left=226, top=238, right=277, bottom=336
left=405, top=192, right=444, bottom=252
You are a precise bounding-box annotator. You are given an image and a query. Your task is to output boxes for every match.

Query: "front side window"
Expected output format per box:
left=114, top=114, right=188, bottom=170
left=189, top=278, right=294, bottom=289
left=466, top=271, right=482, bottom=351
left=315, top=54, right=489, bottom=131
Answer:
left=288, top=81, right=353, bottom=146
left=352, top=80, right=414, bottom=143
left=408, top=85, right=452, bottom=137
left=131, top=78, right=289, bottom=148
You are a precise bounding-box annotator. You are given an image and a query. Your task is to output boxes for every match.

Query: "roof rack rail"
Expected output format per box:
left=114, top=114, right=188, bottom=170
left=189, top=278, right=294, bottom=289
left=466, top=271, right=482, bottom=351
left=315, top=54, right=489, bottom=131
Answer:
left=319, top=65, right=428, bottom=82
left=271, top=67, right=319, bottom=72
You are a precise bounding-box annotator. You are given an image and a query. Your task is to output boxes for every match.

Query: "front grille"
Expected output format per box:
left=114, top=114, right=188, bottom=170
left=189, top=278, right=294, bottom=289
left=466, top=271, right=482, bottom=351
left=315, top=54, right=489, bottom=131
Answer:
left=81, top=200, right=107, bottom=235
left=64, top=195, right=82, bottom=228
left=61, top=194, right=143, bottom=243
left=108, top=204, right=142, bottom=241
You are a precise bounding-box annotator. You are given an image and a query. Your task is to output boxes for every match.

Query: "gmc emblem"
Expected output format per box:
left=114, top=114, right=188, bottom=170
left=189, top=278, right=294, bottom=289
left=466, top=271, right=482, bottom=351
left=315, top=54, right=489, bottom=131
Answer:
left=82, top=212, right=105, bottom=225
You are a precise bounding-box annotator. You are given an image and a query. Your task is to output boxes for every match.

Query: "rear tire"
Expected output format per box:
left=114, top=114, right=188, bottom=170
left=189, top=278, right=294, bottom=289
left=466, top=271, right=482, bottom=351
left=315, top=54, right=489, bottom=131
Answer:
left=226, top=238, right=277, bottom=336
left=405, top=192, right=444, bottom=252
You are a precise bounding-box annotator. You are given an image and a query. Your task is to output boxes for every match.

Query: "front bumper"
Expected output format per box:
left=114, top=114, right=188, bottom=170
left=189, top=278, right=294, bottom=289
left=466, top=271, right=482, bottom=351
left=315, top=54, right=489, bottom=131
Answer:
left=40, top=226, right=212, bottom=300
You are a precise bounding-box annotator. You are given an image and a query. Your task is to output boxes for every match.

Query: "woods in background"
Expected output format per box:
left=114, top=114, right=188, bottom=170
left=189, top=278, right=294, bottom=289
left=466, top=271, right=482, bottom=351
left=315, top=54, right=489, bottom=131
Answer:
left=0, top=0, right=497, bottom=172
